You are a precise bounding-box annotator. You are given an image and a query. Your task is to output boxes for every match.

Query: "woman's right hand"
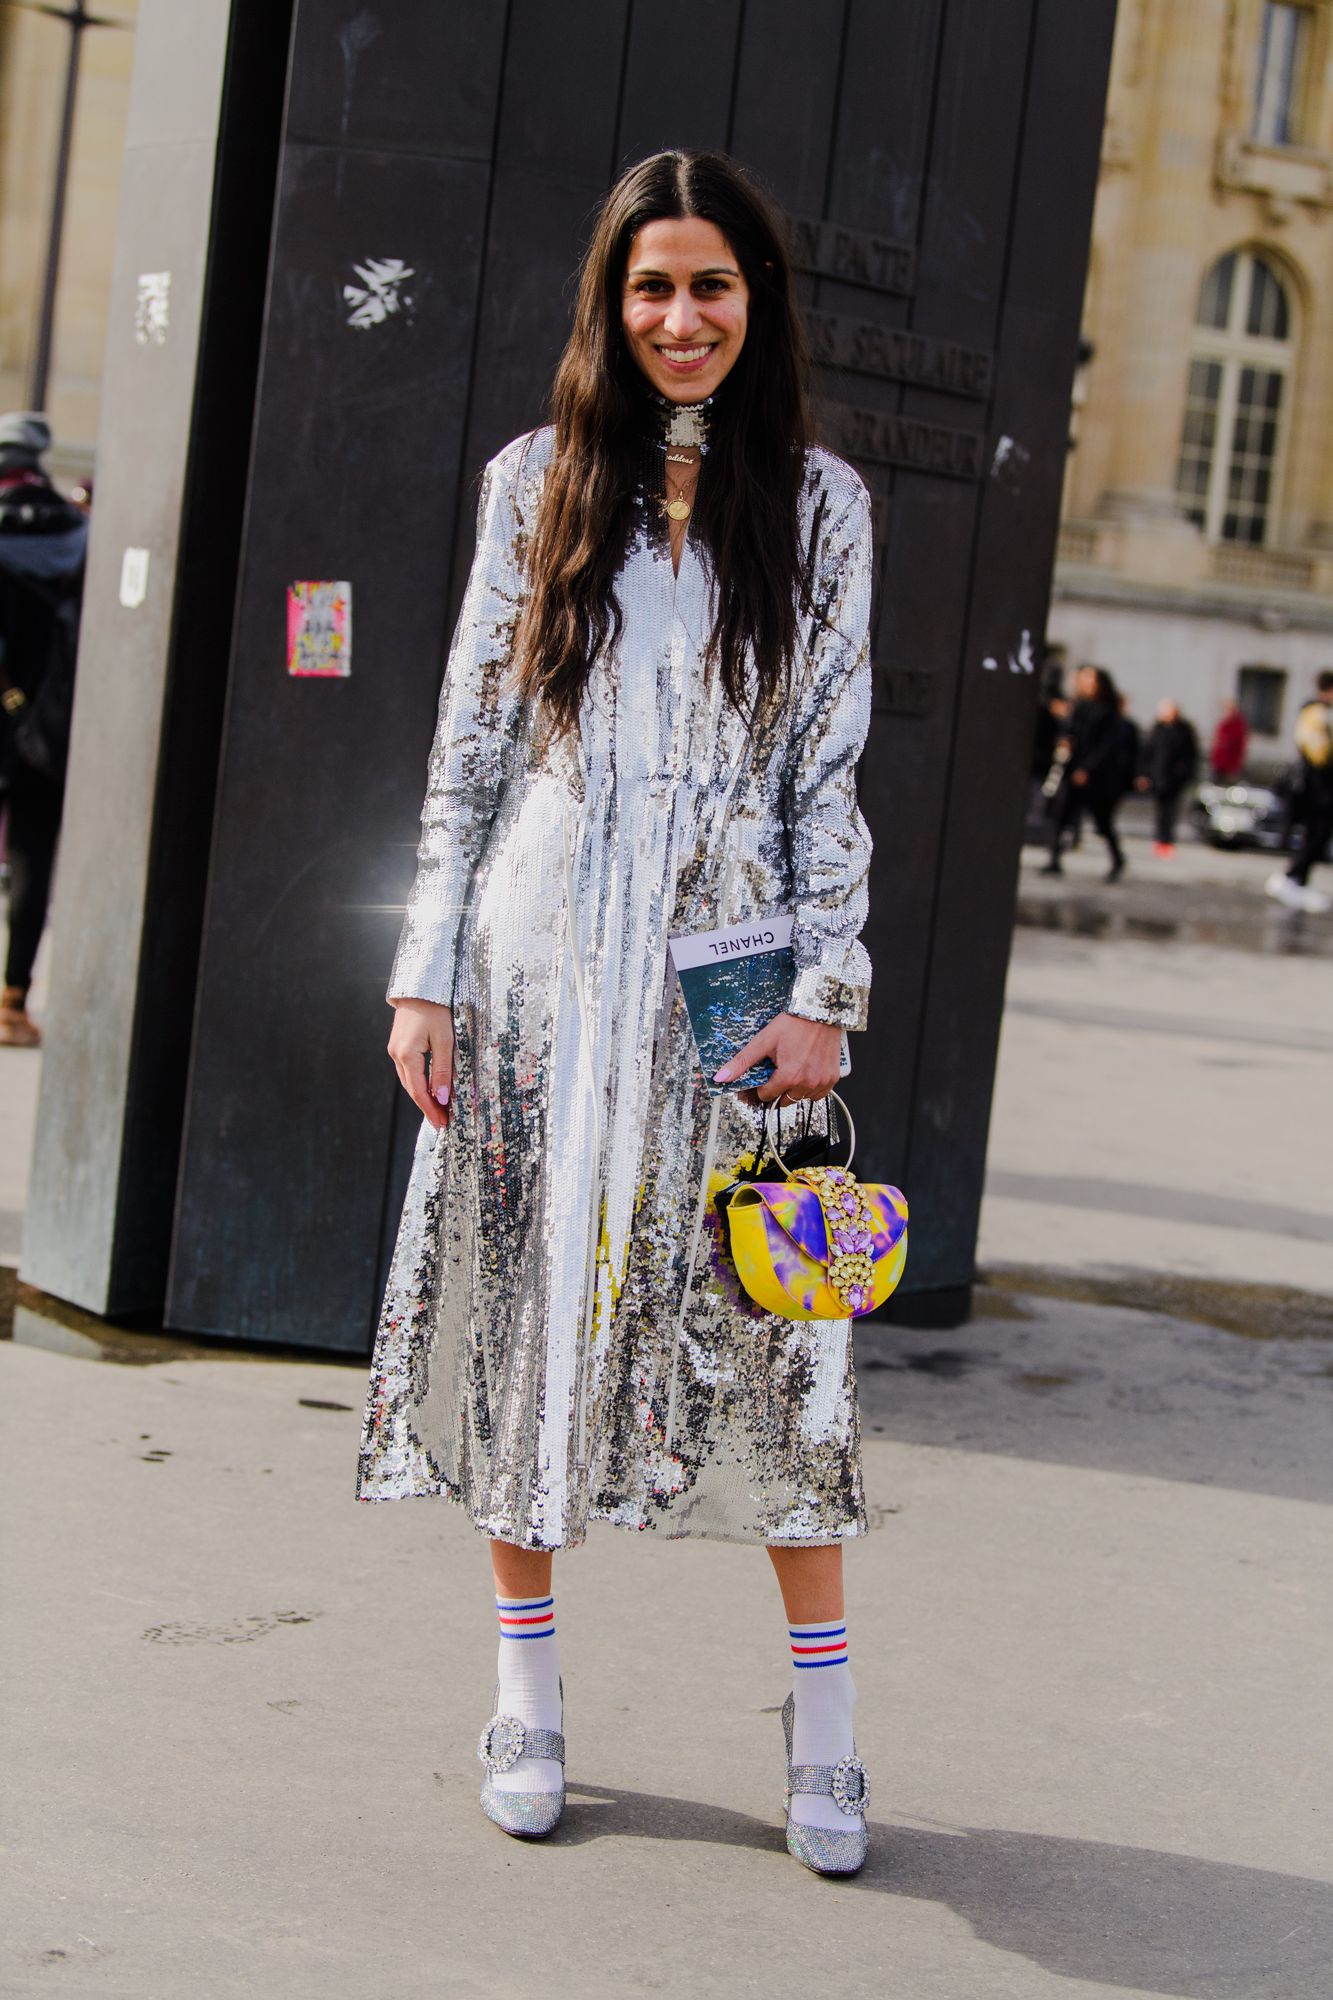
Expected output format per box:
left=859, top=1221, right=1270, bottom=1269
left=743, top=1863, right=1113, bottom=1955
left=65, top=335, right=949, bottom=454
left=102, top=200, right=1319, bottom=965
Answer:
left=387, top=998, right=455, bottom=1131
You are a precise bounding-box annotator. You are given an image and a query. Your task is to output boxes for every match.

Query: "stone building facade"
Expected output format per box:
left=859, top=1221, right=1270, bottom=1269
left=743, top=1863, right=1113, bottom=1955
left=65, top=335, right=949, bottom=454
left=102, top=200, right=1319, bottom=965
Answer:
left=3, top=0, right=1329, bottom=765
left=0, top=3, right=138, bottom=484
left=1055, top=0, right=1333, bottom=761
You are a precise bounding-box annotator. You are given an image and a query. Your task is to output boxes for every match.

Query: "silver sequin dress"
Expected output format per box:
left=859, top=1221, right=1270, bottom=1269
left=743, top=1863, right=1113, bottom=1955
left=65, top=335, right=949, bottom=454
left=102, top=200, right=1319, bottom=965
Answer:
left=357, top=425, right=874, bottom=1549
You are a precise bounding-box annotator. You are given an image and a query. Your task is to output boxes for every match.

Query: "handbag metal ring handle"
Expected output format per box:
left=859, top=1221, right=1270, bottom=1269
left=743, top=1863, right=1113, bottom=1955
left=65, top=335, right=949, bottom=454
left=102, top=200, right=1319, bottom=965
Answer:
left=768, top=1089, right=856, bottom=1176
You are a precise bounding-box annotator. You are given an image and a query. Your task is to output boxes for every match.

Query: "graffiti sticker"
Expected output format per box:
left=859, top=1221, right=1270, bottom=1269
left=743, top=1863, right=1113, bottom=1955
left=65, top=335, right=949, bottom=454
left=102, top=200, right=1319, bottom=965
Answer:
left=119, top=547, right=150, bottom=608
left=287, top=581, right=351, bottom=678
left=135, top=272, right=171, bottom=345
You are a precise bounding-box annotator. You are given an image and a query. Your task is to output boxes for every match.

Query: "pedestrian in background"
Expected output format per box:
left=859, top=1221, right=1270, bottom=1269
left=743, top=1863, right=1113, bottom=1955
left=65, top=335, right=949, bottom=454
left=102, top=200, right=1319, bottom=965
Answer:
left=1137, top=698, right=1199, bottom=858
left=1029, top=658, right=1068, bottom=842
left=1042, top=664, right=1127, bottom=881
left=1031, top=659, right=1064, bottom=787
left=1267, top=670, right=1333, bottom=914
left=361, top=151, right=876, bottom=1873
left=1210, top=697, right=1248, bottom=783
left=0, top=413, right=87, bottom=1048
left=1113, top=691, right=1141, bottom=819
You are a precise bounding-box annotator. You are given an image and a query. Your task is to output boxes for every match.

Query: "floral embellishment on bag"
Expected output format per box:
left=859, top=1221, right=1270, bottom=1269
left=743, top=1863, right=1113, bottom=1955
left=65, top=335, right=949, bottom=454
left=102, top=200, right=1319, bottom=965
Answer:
left=789, top=1165, right=879, bottom=1313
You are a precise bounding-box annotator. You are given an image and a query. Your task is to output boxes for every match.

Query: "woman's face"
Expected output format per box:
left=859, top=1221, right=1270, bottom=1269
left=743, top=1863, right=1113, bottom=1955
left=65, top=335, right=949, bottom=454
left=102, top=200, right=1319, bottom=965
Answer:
left=621, top=216, right=750, bottom=403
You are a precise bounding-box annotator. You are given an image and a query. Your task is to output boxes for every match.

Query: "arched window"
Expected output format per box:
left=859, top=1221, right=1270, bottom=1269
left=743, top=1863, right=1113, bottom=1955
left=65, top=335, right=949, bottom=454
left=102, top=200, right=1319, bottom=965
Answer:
left=1175, top=250, right=1294, bottom=545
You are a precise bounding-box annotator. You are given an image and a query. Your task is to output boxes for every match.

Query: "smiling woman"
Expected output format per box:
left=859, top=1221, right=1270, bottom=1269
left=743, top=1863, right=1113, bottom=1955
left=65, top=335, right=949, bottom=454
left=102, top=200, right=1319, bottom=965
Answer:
left=622, top=219, right=750, bottom=394
left=361, top=150, right=876, bottom=1873
left=623, top=218, right=749, bottom=554
left=511, top=152, right=815, bottom=736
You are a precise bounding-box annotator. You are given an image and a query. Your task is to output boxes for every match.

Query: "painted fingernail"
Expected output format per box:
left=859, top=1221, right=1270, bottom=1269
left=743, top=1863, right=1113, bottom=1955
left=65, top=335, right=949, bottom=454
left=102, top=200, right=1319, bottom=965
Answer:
left=434, top=1084, right=450, bottom=1106
left=713, top=1066, right=732, bottom=1082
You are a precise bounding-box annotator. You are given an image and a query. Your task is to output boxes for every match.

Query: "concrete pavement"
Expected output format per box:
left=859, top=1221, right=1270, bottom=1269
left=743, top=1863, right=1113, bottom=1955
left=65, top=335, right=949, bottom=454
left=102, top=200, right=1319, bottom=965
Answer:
left=3, top=825, right=1332, bottom=1998
left=2, top=1278, right=1331, bottom=1999
left=981, top=838, right=1333, bottom=1299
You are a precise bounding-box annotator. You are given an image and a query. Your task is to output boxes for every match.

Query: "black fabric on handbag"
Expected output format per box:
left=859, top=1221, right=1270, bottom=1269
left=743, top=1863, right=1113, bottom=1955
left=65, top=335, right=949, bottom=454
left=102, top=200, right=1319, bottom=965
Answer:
left=713, top=1096, right=845, bottom=1250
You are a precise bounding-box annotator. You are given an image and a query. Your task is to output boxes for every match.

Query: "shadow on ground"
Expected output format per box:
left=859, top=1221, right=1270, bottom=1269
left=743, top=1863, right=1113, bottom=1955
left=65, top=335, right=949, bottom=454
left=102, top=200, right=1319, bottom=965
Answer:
left=853, top=1280, right=1333, bottom=1506
left=560, top=1783, right=1331, bottom=1999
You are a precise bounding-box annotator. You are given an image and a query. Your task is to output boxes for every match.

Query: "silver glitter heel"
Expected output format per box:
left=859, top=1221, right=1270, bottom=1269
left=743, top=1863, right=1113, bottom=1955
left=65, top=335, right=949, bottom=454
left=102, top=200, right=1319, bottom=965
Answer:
left=477, top=1695, right=566, bottom=1839
left=781, top=1690, right=869, bottom=1876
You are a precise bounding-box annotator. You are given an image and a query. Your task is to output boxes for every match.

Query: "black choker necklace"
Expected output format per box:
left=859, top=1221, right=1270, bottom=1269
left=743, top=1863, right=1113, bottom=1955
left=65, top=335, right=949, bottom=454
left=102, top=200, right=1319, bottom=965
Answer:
left=650, top=391, right=712, bottom=453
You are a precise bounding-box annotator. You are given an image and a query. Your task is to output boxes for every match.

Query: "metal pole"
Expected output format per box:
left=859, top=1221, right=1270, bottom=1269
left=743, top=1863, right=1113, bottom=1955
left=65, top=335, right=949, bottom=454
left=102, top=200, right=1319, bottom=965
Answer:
left=27, top=1, right=86, bottom=411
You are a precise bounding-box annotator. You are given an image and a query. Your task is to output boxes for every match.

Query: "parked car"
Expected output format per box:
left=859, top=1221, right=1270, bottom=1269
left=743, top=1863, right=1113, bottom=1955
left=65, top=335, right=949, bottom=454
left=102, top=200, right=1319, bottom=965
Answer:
left=1189, top=780, right=1287, bottom=850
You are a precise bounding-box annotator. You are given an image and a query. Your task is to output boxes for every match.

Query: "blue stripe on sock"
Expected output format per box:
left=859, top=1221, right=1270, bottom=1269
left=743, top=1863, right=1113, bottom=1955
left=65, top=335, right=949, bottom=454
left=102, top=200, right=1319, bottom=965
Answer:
left=495, top=1597, right=554, bottom=1610
left=789, top=1626, right=846, bottom=1640
left=501, top=1627, right=557, bottom=1639
left=794, top=1654, right=848, bottom=1668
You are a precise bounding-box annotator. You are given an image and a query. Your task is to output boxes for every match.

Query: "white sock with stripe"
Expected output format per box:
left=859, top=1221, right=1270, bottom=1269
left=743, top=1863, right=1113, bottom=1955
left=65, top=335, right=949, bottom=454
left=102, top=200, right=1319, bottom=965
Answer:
left=492, top=1594, right=563, bottom=1797
left=789, top=1619, right=858, bottom=1832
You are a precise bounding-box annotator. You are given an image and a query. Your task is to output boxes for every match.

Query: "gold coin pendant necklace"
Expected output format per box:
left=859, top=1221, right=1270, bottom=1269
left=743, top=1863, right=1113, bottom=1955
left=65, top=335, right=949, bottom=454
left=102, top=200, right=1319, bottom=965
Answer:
left=663, top=450, right=696, bottom=523
left=656, top=395, right=711, bottom=525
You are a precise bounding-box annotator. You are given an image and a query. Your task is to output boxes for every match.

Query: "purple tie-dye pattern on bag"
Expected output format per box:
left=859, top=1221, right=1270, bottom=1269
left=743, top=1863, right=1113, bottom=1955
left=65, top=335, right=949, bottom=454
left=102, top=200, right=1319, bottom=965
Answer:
left=752, top=1182, right=906, bottom=1269
left=740, top=1178, right=908, bottom=1316
left=752, top=1183, right=829, bottom=1264
left=863, top=1186, right=908, bottom=1249
left=759, top=1207, right=829, bottom=1314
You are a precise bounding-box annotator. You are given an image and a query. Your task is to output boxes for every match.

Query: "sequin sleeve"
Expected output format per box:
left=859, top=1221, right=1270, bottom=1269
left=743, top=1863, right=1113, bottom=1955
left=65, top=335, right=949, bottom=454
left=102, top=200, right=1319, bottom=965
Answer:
left=387, top=438, right=535, bottom=1006
left=783, top=466, right=874, bottom=1032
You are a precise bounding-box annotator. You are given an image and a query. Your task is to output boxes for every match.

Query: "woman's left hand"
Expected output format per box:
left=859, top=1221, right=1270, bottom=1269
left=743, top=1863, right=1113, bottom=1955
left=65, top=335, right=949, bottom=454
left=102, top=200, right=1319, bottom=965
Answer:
left=713, top=1012, right=842, bottom=1106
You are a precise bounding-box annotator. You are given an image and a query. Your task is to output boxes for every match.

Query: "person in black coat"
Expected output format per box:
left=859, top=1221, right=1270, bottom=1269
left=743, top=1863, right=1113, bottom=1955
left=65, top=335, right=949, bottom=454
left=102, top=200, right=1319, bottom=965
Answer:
left=1136, top=699, right=1199, bottom=856
left=1267, top=669, right=1333, bottom=914
left=1042, top=664, right=1128, bottom=881
left=0, top=412, right=87, bottom=1047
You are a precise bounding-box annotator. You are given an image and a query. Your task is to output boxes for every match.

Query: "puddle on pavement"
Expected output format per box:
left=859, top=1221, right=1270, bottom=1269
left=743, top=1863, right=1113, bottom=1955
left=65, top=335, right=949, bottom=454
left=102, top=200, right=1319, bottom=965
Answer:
left=983, top=1264, right=1333, bottom=1343
left=1015, top=891, right=1333, bottom=959
left=905, top=1347, right=974, bottom=1378
left=967, top=1288, right=1032, bottom=1322
left=7, top=1249, right=1326, bottom=1382
left=143, top=1610, right=319, bottom=1646
left=0, top=1267, right=363, bottom=1368
left=857, top=1344, right=976, bottom=1375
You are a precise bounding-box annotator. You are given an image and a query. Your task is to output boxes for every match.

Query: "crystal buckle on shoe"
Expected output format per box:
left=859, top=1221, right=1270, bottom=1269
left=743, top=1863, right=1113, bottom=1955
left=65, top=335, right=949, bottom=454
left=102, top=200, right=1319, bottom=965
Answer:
left=478, top=1714, right=527, bottom=1774
left=830, top=1753, right=869, bottom=1816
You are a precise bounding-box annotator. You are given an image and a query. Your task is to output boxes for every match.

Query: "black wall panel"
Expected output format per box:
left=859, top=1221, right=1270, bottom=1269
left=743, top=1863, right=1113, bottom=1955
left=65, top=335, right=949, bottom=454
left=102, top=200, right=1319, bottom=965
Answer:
left=727, top=1, right=850, bottom=211
left=854, top=0, right=1037, bottom=1225
left=162, top=0, right=1115, bottom=1346
left=169, top=4, right=506, bottom=1337
left=614, top=2, right=744, bottom=163
left=906, top=0, right=1118, bottom=1289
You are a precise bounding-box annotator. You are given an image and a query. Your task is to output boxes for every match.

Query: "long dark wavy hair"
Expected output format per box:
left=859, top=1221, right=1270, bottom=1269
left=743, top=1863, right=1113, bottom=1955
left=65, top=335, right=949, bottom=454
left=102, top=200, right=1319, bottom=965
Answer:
left=513, top=150, right=813, bottom=733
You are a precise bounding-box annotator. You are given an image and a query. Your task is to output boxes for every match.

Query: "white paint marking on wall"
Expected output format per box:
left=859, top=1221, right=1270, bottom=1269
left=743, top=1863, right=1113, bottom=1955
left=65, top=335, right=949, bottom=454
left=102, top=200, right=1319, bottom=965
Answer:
left=134, top=272, right=171, bottom=345
left=343, top=257, right=415, bottom=330
left=119, top=547, right=150, bottom=608
left=990, top=433, right=1032, bottom=491
left=1010, top=628, right=1036, bottom=674
left=982, top=628, right=1036, bottom=675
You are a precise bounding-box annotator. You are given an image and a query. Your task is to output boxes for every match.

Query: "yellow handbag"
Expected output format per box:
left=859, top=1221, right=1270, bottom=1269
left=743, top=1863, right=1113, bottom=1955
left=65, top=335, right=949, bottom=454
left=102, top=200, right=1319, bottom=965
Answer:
left=718, top=1093, right=908, bottom=1320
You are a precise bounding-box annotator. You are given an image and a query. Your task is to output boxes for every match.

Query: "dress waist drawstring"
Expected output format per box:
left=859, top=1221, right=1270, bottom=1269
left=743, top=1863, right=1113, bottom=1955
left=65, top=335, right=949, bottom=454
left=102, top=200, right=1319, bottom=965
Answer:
left=560, top=804, right=602, bottom=1173
left=662, top=847, right=737, bottom=1456
left=561, top=805, right=603, bottom=1475
left=663, top=1093, right=722, bottom=1453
